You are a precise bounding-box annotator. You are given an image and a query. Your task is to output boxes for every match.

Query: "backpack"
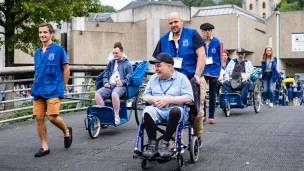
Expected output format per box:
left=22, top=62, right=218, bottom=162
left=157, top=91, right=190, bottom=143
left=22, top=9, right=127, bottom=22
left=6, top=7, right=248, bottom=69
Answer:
left=230, top=59, right=246, bottom=90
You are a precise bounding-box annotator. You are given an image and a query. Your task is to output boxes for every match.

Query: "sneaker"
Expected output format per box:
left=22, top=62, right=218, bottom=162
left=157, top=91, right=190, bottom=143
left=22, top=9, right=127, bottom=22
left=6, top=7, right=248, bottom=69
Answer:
left=198, top=136, right=202, bottom=148
left=158, top=140, right=171, bottom=158
left=266, top=100, right=269, bottom=106
left=115, top=116, right=120, bottom=125
left=142, top=140, right=157, bottom=158
left=34, top=148, right=50, bottom=157
left=269, top=103, right=274, bottom=108
left=64, top=127, right=73, bottom=148
left=202, top=117, right=206, bottom=122
left=209, top=119, right=215, bottom=124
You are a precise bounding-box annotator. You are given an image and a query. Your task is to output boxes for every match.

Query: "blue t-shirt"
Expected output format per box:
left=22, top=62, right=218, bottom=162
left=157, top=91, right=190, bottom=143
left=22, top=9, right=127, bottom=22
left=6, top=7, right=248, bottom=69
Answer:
left=31, top=43, right=69, bottom=100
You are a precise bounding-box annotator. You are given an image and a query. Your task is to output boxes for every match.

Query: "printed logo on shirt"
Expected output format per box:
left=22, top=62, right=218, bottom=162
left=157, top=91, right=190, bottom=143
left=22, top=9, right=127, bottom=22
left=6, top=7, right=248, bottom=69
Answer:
left=212, top=48, right=216, bottom=54
left=48, top=53, right=55, bottom=61
left=183, top=39, right=189, bottom=47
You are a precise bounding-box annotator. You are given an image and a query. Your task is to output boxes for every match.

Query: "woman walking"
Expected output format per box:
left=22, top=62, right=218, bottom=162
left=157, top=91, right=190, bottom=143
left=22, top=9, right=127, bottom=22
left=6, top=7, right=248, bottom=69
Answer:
left=261, top=46, right=278, bottom=108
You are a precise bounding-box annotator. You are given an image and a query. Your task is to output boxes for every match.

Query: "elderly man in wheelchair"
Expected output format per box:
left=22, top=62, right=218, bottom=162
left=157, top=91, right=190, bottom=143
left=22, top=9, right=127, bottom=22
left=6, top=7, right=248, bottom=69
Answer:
left=141, top=53, right=194, bottom=159
left=222, top=48, right=254, bottom=108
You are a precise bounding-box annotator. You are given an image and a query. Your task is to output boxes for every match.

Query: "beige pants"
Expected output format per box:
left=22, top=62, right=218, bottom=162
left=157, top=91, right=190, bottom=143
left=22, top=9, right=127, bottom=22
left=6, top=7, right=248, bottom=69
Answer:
left=193, top=77, right=207, bottom=137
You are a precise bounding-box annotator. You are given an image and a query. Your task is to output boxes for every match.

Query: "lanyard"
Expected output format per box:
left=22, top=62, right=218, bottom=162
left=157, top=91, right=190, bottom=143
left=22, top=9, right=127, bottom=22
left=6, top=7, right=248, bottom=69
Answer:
left=159, top=78, right=174, bottom=95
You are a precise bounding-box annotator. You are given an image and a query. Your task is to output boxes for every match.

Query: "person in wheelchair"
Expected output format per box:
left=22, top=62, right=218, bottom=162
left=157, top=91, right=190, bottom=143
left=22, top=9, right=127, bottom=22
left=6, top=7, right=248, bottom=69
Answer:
left=222, top=48, right=254, bottom=107
left=141, top=53, right=194, bottom=158
left=94, top=42, right=133, bottom=125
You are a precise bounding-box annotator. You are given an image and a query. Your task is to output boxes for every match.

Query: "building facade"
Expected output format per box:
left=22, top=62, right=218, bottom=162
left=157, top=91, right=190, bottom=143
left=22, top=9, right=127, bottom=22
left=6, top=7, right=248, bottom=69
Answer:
left=7, top=1, right=304, bottom=78
left=243, top=0, right=281, bottom=19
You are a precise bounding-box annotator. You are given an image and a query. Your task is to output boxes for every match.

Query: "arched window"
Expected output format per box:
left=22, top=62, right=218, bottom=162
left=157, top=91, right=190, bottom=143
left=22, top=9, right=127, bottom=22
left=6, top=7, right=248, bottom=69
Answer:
left=249, top=4, right=253, bottom=10
left=262, top=2, right=266, bottom=8
left=263, top=12, right=266, bottom=18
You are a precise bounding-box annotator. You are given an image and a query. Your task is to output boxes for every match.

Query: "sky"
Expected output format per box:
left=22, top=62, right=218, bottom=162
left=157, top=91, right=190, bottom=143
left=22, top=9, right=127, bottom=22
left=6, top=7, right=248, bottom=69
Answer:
left=100, top=0, right=134, bottom=10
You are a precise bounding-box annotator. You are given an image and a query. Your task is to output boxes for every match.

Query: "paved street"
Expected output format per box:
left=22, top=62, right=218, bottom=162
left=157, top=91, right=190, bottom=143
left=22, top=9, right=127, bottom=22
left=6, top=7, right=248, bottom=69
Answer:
left=1, top=106, right=304, bottom=171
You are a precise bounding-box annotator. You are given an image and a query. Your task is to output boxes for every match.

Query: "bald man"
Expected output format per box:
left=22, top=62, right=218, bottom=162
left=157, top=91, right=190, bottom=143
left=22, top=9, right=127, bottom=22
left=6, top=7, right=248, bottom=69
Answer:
left=153, top=12, right=207, bottom=148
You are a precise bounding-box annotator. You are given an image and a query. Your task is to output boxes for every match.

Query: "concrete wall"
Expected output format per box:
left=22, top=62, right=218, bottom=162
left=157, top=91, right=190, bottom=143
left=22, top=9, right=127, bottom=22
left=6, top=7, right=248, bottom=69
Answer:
left=239, top=15, right=267, bottom=66
left=266, top=11, right=304, bottom=76
left=279, top=11, right=304, bottom=59
left=189, top=14, right=238, bottom=50
left=112, top=4, right=190, bottom=23
left=187, top=14, right=266, bottom=66
left=69, top=21, right=147, bottom=65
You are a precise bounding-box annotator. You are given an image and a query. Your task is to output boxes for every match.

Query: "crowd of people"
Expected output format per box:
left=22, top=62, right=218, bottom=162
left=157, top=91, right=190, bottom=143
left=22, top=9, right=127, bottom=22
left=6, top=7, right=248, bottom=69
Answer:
left=14, top=84, right=32, bottom=98
left=29, top=11, right=303, bottom=161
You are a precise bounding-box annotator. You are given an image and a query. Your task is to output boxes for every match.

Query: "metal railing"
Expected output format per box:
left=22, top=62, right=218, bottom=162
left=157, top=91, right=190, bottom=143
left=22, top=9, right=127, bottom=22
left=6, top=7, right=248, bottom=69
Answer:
left=0, top=66, right=151, bottom=124
left=0, top=75, right=97, bottom=124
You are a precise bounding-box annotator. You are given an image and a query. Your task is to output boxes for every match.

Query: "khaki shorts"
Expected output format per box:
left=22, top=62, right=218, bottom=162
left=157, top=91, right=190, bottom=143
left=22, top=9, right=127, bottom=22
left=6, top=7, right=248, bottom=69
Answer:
left=33, top=97, right=61, bottom=117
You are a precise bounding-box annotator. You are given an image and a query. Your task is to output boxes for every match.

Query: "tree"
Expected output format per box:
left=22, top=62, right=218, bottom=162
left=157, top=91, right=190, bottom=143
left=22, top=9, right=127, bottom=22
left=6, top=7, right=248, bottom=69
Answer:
left=276, top=0, right=303, bottom=11
left=0, top=0, right=115, bottom=67
left=218, top=0, right=243, bottom=8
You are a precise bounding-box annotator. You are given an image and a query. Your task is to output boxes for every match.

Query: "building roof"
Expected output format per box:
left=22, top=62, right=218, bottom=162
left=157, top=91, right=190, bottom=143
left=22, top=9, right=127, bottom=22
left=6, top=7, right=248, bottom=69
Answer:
left=193, top=5, right=266, bottom=24
left=86, top=13, right=113, bottom=22
left=118, top=1, right=187, bottom=12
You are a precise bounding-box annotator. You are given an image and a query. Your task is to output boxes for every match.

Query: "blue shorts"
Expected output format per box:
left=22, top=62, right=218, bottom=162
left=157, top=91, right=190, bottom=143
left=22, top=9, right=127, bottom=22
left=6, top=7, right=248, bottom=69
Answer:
left=96, top=86, right=126, bottom=100
left=293, top=92, right=299, bottom=98
left=142, top=106, right=187, bottom=124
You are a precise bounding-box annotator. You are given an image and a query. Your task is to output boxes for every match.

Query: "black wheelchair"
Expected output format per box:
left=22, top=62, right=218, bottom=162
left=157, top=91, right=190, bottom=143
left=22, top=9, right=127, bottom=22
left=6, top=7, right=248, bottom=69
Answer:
left=133, top=104, right=200, bottom=170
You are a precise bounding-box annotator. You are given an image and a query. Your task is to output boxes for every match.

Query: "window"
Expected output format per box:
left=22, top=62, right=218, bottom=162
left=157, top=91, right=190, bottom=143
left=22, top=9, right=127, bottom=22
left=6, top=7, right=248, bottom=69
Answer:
left=263, top=12, right=266, bottom=18
left=249, top=4, right=253, bottom=10
left=262, top=2, right=266, bottom=9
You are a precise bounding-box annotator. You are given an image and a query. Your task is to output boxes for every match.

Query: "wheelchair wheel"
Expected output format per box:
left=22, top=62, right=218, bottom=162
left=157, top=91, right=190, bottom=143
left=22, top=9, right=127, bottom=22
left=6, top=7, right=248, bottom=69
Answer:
left=88, top=116, right=101, bottom=139
left=134, top=95, right=142, bottom=126
left=253, top=82, right=262, bottom=113
left=224, top=101, right=230, bottom=117
left=176, top=154, right=184, bottom=170
left=189, top=136, right=199, bottom=163
left=141, top=159, right=148, bottom=169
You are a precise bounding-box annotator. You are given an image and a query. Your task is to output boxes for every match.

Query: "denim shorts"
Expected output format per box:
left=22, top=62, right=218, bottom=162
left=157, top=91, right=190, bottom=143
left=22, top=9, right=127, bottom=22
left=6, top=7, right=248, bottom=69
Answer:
left=142, top=105, right=187, bottom=124
left=96, top=85, right=126, bottom=100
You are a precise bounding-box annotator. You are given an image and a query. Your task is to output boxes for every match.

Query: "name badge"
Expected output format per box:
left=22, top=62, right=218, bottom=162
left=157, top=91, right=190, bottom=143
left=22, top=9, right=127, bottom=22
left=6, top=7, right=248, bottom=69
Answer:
left=241, top=73, right=246, bottom=78
left=206, top=57, right=213, bottom=65
left=173, top=57, right=183, bottom=69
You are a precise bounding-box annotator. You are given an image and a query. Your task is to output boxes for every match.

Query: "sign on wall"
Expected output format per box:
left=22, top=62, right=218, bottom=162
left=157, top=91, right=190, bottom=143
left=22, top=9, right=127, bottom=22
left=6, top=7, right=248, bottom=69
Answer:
left=292, top=33, right=304, bottom=52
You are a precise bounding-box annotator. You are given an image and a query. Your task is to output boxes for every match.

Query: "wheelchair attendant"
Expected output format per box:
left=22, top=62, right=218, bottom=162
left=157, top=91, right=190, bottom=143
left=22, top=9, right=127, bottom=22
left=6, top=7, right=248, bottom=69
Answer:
left=222, top=48, right=254, bottom=107
left=94, top=42, right=133, bottom=125
left=141, top=53, right=194, bottom=158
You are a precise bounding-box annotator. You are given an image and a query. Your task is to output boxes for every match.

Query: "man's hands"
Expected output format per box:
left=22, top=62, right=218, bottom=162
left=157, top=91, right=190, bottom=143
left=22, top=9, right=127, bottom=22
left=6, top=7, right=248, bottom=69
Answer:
left=104, top=83, right=110, bottom=88
left=194, top=75, right=201, bottom=85
left=116, top=80, right=123, bottom=87
left=153, top=96, right=170, bottom=108
left=242, top=76, right=248, bottom=82
left=104, top=81, right=123, bottom=88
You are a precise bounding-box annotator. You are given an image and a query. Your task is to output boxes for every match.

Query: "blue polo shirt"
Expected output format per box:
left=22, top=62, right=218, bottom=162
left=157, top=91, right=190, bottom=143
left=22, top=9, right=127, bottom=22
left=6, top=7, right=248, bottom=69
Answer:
left=31, top=43, right=69, bottom=100
left=142, top=70, right=194, bottom=108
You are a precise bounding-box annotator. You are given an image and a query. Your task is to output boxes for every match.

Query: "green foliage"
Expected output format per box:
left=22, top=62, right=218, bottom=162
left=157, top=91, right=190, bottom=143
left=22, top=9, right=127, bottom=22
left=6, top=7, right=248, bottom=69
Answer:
left=276, top=0, right=303, bottom=11
left=218, top=0, right=243, bottom=7
left=0, top=0, right=115, bottom=66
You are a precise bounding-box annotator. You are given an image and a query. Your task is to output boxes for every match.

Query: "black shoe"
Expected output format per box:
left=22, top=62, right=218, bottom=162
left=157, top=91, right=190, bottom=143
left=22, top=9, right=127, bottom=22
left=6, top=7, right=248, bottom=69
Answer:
left=198, top=136, right=202, bottom=148
left=101, top=125, right=108, bottom=129
left=158, top=140, right=171, bottom=158
left=34, top=148, right=50, bottom=157
left=142, top=140, right=157, bottom=158
left=64, top=127, right=73, bottom=148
